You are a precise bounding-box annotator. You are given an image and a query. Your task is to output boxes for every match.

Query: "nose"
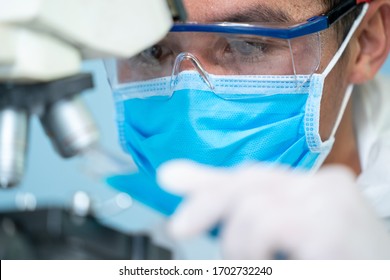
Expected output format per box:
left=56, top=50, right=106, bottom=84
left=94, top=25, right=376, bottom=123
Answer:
left=171, top=52, right=215, bottom=91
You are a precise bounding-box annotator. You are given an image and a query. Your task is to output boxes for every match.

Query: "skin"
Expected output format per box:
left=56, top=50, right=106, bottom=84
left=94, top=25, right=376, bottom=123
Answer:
left=182, top=0, right=390, bottom=175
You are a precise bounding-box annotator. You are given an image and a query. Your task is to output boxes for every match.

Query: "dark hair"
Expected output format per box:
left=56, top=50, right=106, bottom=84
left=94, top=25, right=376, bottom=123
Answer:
left=322, top=0, right=363, bottom=42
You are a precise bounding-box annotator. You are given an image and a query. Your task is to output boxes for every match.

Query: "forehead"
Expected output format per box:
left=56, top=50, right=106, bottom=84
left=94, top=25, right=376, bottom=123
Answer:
left=183, top=0, right=325, bottom=23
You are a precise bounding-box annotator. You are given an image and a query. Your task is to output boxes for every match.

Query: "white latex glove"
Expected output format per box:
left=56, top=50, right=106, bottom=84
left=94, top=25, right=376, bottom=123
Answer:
left=157, top=160, right=390, bottom=259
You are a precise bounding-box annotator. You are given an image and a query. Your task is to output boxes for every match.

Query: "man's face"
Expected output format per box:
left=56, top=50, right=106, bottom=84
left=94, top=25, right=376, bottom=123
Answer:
left=182, top=0, right=354, bottom=141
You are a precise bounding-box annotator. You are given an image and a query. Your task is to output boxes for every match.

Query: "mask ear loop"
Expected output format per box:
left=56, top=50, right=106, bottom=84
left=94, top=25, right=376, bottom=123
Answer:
left=322, top=5, right=369, bottom=79
left=323, top=4, right=369, bottom=140
left=309, top=4, right=369, bottom=172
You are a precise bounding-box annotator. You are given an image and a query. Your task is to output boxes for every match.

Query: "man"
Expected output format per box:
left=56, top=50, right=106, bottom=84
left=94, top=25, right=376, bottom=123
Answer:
left=106, top=0, right=390, bottom=259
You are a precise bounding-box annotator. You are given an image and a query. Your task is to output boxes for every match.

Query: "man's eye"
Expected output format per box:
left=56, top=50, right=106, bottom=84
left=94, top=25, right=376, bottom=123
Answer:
left=227, top=40, right=267, bottom=56
left=141, top=45, right=170, bottom=61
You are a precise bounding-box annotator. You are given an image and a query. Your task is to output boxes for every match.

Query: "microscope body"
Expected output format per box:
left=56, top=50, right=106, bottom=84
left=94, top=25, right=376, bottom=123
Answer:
left=0, top=0, right=187, bottom=259
left=0, top=0, right=185, bottom=188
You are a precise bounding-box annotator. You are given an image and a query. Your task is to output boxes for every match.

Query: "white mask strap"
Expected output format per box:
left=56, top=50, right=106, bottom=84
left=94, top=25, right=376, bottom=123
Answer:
left=330, top=84, right=354, bottom=138
left=322, top=4, right=369, bottom=78
left=325, top=4, right=369, bottom=139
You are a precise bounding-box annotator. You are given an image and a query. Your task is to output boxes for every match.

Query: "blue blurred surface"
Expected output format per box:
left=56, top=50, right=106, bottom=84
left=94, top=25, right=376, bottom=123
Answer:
left=382, top=59, right=390, bottom=75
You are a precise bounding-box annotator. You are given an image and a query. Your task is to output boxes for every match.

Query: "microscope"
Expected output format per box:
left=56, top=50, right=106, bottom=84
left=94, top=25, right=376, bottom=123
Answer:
left=0, top=0, right=186, bottom=188
left=0, top=0, right=186, bottom=259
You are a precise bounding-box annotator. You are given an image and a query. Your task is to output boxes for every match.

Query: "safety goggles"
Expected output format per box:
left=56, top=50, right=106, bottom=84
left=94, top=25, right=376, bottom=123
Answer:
left=105, top=0, right=370, bottom=90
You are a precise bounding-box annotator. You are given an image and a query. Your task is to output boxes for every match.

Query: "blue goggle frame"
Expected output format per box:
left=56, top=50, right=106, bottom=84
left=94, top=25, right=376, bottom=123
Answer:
left=171, top=0, right=371, bottom=39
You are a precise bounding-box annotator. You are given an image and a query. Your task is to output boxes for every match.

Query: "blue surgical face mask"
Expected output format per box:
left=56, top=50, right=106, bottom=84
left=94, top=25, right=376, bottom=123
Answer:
left=112, top=11, right=363, bottom=178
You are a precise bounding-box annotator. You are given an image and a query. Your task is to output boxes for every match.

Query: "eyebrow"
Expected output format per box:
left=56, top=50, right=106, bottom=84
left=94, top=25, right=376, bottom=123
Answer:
left=211, top=4, right=294, bottom=24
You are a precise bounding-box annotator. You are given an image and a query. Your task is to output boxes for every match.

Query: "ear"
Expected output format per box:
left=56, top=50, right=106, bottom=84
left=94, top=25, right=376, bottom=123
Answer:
left=348, top=0, right=390, bottom=84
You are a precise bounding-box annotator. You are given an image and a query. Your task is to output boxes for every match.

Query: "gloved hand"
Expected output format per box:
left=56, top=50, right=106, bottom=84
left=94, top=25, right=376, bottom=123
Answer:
left=157, top=160, right=390, bottom=259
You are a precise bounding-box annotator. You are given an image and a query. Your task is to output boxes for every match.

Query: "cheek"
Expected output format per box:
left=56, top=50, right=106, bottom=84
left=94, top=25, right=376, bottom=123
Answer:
left=319, top=64, right=349, bottom=140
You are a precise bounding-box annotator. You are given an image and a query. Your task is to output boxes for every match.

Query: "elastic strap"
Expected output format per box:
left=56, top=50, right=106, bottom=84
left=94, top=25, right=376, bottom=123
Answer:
left=324, top=4, right=369, bottom=139
left=322, top=4, right=369, bottom=78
